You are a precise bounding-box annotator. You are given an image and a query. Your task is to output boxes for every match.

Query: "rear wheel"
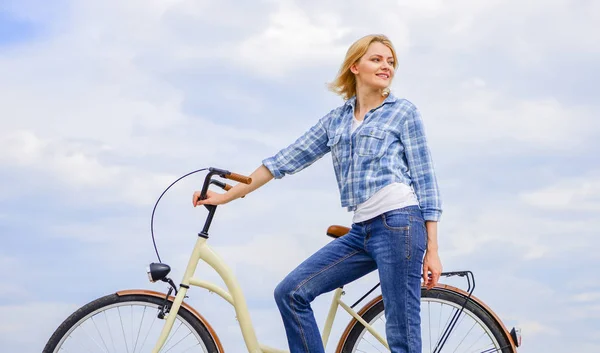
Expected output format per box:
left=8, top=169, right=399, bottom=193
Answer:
left=340, top=288, right=513, bottom=353
left=43, top=293, right=219, bottom=353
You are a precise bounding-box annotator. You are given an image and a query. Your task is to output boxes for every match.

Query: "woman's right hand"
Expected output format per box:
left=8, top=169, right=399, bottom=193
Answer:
left=193, top=190, right=230, bottom=207
left=192, top=164, right=274, bottom=207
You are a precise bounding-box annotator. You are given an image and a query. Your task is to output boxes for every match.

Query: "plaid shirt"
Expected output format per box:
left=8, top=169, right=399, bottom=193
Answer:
left=262, top=93, right=442, bottom=221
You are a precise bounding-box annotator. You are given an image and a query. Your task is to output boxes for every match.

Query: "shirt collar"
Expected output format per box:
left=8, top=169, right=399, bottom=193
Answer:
left=345, top=92, right=398, bottom=112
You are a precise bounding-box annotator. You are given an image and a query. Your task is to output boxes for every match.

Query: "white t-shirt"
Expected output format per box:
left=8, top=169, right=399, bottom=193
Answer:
left=351, top=117, right=419, bottom=223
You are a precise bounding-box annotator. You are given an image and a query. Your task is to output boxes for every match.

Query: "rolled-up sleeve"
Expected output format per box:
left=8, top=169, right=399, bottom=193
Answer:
left=262, top=113, right=332, bottom=179
left=400, top=106, right=443, bottom=221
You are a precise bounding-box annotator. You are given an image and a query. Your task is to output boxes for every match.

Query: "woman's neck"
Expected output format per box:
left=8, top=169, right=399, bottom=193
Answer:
left=354, top=86, right=386, bottom=121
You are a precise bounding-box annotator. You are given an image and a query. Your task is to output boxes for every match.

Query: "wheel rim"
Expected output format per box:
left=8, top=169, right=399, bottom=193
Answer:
left=350, top=297, right=503, bottom=353
left=53, top=301, right=209, bottom=353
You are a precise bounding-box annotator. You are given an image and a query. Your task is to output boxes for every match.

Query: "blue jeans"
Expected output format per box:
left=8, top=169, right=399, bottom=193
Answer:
left=274, top=206, right=427, bottom=353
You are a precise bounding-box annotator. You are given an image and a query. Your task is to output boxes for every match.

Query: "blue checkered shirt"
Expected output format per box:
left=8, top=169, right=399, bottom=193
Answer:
left=262, top=93, right=442, bottom=221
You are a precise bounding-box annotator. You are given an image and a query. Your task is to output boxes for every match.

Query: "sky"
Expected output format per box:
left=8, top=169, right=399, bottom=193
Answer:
left=0, top=0, right=599, bottom=352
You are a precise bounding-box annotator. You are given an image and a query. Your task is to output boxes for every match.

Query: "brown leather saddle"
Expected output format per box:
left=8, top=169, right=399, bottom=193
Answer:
left=326, top=225, right=351, bottom=239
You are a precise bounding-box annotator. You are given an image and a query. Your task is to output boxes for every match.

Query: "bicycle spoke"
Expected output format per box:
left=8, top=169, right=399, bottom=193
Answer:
left=82, top=324, right=109, bottom=353
left=443, top=314, right=469, bottom=351
left=438, top=301, right=443, bottom=343
left=71, top=332, right=96, bottom=353
left=462, top=330, right=487, bottom=353
left=139, top=311, right=158, bottom=352
left=428, top=301, right=432, bottom=353
left=163, top=331, right=192, bottom=353
left=118, top=306, right=131, bottom=353
left=103, top=311, right=116, bottom=353
left=132, top=305, right=147, bottom=353
left=452, top=321, right=476, bottom=353
left=434, top=304, right=456, bottom=352
left=160, top=321, right=183, bottom=353
left=131, top=305, right=134, bottom=352
left=479, top=347, right=504, bottom=353
left=468, top=341, right=495, bottom=353
left=181, top=343, right=202, bottom=353
left=91, top=316, right=111, bottom=353
left=362, top=336, right=385, bottom=353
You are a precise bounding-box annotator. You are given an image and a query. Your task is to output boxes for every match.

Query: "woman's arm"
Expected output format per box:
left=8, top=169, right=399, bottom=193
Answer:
left=193, top=164, right=274, bottom=206
left=194, top=109, right=337, bottom=206
left=423, top=221, right=442, bottom=290
left=400, top=104, right=443, bottom=288
left=400, top=106, right=442, bottom=222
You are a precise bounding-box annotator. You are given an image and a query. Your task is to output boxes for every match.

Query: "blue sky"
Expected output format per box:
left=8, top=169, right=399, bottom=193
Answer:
left=0, top=12, right=36, bottom=46
left=1, top=0, right=599, bottom=352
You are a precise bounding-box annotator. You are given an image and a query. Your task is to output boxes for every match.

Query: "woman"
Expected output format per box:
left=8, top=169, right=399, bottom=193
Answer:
left=193, top=34, right=442, bottom=353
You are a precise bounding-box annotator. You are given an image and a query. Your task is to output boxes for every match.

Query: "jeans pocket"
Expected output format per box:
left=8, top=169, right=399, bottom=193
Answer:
left=382, top=212, right=410, bottom=231
left=382, top=212, right=412, bottom=258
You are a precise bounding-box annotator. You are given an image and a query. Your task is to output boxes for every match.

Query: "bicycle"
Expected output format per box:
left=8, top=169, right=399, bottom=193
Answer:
left=43, top=167, right=522, bottom=353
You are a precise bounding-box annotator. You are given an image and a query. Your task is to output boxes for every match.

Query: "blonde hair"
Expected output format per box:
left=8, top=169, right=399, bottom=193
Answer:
left=328, top=34, right=398, bottom=100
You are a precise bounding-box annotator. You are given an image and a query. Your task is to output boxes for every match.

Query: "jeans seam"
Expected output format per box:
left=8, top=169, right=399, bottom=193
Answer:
left=405, top=257, right=412, bottom=353
left=290, top=249, right=362, bottom=352
left=293, top=248, right=362, bottom=294
left=289, top=298, right=310, bottom=353
left=406, top=223, right=412, bottom=260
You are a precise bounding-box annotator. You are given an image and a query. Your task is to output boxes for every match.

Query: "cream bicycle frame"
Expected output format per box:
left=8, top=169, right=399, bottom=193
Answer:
left=151, top=236, right=389, bottom=353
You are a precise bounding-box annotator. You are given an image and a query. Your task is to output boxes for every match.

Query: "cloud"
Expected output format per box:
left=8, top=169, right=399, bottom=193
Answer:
left=236, top=2, right=350, bottom=77
left=520, top=175, right=600, bottom=212
left=518, top=320, right=560, bottom=337
left=572, top=292, right=600, bottom=303
left=0, top=301, right=79, bottom=352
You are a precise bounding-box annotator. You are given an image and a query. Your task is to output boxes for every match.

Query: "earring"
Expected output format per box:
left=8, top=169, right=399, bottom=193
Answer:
left=382, top=87, right=390, bottom=97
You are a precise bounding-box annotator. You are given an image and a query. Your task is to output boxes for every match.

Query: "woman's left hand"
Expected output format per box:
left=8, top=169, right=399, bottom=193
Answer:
left=423, top=250, right=442, bottom=290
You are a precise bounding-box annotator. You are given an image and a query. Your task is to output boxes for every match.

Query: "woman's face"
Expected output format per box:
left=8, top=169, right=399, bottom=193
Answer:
left=351, top=42, right=395, bottom=91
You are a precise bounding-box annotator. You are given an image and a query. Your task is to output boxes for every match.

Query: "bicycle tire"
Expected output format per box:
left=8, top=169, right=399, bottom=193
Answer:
left=43, top=293, right=219, bottom=353
left=339, top=287, right=513, bottom=353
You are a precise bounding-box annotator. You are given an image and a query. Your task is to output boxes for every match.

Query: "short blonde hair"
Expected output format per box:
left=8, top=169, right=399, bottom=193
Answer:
left=328, top=34, right=398, bottom=100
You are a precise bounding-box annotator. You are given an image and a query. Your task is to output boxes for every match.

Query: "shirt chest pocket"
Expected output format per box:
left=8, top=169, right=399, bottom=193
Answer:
left=327, top=132, right=344, bottom=165
left=356, top=127, right=387, bottom=158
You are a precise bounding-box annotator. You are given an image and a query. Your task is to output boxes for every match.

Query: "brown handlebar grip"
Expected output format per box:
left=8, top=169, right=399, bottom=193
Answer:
left=226, top=172, right=252, bottom=184
left=224, top=183, right=245, bottom=198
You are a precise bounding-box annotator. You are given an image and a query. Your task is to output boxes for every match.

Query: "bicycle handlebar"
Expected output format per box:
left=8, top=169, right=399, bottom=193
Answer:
left=197, top=167, right=252, bottom=236
left=224, top=172, right=252, bottom=184
left=200, top=167, right=252, bottom=201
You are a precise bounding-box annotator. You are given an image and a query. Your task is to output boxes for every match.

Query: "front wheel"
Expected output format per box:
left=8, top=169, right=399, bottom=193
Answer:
left=339, top=287, right=513, bottom=353
left=43, top=293, right=219, bottom=353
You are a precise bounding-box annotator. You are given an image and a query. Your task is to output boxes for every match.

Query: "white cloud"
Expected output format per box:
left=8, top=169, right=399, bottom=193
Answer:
left=236, top=2, right=351, bottom=77
left=419, top=81, right=597, bottom=155
left=0, top=302, right=79, bottom=352
left=518, top=320, right=560, bottom=337
left=440, top=198, right=600, bottom=262
left=520, top=175, right=600, bottom=212
left=572, top=292, right=600, bottom=303
left=0, top=130, right=176, bottom=205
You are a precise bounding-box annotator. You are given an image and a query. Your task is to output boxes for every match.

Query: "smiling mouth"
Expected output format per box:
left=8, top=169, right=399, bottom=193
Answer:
left=376, top=73, right=389, bottom=79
